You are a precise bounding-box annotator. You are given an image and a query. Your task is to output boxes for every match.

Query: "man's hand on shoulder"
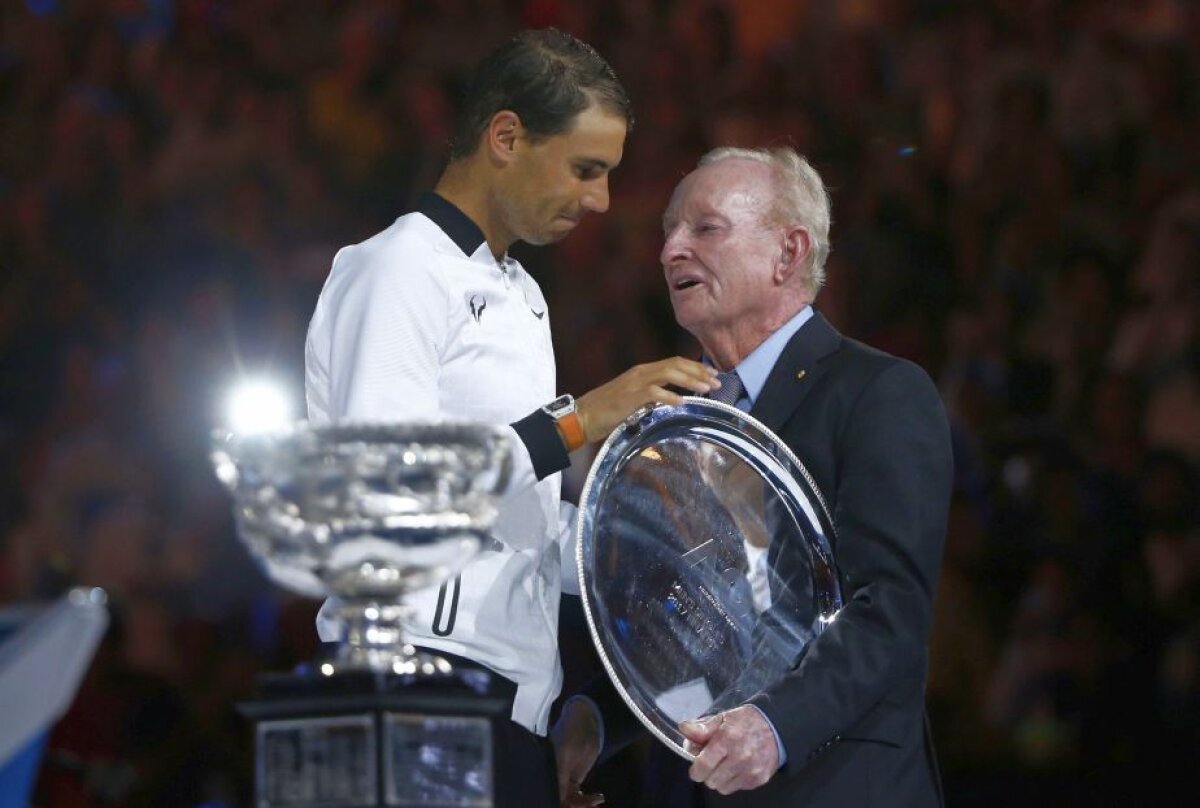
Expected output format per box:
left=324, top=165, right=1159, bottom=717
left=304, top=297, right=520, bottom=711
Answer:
left=680, top=705, right=780, bottom=795
left=576, top=358, right=718, bottom=442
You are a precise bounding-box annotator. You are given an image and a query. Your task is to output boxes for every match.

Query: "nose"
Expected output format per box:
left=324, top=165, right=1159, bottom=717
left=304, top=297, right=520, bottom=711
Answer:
left=581, top=176, right=610, bottom=214
left=660, top=225, right=689, bottom=267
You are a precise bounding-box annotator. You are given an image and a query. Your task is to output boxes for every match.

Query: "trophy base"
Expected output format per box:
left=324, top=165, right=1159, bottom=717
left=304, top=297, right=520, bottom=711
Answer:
left=240, top=665, right=512, bottom=807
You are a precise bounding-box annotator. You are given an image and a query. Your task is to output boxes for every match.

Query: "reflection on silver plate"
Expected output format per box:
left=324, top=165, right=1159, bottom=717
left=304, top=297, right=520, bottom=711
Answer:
left=576, top=398, right=843, bottom=760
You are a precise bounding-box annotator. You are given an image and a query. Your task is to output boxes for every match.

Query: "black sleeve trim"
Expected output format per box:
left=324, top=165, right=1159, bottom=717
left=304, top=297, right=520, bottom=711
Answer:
left=511, top=408, right=571, bottom=480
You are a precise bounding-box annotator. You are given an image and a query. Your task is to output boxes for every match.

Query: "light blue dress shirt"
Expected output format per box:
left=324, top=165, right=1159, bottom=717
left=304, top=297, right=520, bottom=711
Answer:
left=722, top=305, right=814, bottom=411
left=708, top=305, right=814, bottom=767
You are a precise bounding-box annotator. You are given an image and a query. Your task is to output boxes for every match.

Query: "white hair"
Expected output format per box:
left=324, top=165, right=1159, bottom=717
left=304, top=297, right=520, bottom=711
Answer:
left=699, top=146, right=832, bottom=294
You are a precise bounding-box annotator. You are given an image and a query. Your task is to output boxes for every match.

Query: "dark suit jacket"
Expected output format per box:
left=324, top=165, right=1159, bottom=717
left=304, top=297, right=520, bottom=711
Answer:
left=692, top=311, right=953, bottom=808
left=605, top=312, right=952, bottom=807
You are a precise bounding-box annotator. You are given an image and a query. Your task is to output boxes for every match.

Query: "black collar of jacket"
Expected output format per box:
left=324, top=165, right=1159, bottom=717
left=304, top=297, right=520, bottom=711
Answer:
left=416, top=192, right=487, bottom=256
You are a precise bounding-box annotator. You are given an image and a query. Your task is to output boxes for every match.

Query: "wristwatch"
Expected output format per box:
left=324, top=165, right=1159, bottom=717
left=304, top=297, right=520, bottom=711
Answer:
left=543, top=394, right=586, bottom=452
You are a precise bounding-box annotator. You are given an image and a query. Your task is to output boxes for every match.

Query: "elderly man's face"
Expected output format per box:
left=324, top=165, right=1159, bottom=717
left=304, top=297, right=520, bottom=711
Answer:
left=661, top=159, right=784, bottom=343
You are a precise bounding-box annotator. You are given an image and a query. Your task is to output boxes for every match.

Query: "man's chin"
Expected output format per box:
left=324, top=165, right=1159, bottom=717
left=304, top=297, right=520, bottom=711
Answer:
left=524, top=227, right=574, bottom=246
left=670, top=302, right=709, bottom=334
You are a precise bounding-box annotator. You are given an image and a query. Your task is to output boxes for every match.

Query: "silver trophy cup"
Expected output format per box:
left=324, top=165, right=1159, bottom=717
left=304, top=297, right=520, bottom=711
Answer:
left=211, top=421, right=512, bottom=675
left=212, top=421, right=514, bottom=807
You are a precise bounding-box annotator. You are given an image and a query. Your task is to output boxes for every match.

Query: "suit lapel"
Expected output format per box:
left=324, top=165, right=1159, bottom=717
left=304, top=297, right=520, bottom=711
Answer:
left=749, top=311, right=842, bottom=433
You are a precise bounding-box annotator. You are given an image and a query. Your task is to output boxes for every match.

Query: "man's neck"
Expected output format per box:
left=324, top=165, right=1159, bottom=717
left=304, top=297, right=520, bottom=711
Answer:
left=698, top=333, right=760, bottom=373
left=696, top=302, right=811, bottom=371
left=435, top=163, right=512, bottom=260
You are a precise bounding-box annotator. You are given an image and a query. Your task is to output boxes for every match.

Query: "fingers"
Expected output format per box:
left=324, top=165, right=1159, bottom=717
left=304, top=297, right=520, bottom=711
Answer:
left=678, top=716, right=718, bottom=744
left=649, top=358, right=719, bottom=394
left=705, top=767, right=742, bottom=796
left=648, top=384, right=683, bottom=406
left=616, top=358, right=718, bottom=399
left=577, top=358, right=719, bottom=442
left=688, top=735, right=729, bottom=784
left=684, top=707, right=779, bottom=795
left=685, top=713, right=728, bottom=782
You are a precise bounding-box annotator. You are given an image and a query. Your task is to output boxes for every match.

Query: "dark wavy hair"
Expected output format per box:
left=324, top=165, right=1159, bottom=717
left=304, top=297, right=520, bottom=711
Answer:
left=449, top=28, right=633, bottom=159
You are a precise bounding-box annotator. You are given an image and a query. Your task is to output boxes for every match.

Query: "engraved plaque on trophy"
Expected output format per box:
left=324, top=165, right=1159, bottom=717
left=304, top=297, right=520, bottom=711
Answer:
left=383, top=714, right=492, bottom=806
left=257, top=715, right=375, bottom=806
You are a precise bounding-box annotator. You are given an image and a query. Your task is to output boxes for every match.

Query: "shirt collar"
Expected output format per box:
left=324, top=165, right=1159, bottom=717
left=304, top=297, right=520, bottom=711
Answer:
left=733, top=305, right=814, bottom=406
left=416, top=192, right=492, bottom=259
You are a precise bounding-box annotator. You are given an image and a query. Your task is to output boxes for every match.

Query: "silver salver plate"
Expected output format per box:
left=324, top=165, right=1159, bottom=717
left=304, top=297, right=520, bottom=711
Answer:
left=576, top=398, right=843, bottom=760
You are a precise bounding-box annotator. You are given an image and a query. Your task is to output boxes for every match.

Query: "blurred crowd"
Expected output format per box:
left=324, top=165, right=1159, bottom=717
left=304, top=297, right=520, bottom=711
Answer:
left=1, top=0, right=1197, bottom=805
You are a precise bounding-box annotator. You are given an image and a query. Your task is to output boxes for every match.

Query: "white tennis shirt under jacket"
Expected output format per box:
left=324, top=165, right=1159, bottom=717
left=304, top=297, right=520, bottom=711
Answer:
left=305, top=194, right=579, bottom=735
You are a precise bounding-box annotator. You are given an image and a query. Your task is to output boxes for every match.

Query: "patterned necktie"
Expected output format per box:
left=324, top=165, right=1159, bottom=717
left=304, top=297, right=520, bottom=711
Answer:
left=708, top=369, right=745, bottom=407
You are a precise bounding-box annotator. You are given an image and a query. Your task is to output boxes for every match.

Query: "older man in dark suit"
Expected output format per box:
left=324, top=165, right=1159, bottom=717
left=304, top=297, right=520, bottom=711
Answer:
left=555, top=146, right=953, bottom=807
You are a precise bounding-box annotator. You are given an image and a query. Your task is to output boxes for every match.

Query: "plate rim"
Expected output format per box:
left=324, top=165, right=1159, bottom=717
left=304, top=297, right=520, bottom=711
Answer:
left=574, top=397, right=841, bottom=760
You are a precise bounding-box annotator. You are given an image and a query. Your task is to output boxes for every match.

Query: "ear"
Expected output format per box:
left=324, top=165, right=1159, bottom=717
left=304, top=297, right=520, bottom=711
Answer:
left=774, top=226, right=812, bottom=285
left=486, top=110, right=523, bottom=165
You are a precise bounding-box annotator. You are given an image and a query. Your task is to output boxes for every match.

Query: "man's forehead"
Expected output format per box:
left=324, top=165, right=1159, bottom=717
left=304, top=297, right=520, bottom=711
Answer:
left=698, top=157, right=773, bottom=192
left=543, top=128, right=622, bottom=176
left=666, top=160, right=772, bottom=219
left=555, top=104, right=627, bottom=146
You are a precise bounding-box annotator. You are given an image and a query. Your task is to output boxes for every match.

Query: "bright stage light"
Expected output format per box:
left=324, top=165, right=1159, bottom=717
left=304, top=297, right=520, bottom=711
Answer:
left=224, top=380, right=293, bottom=435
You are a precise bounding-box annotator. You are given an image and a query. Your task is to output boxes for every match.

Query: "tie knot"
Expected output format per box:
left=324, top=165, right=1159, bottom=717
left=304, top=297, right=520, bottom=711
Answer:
left=708, top=369, right=745, bottom=407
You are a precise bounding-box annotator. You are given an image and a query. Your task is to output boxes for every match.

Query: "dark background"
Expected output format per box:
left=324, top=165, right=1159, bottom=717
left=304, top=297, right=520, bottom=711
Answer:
left=1, top=0, right=1197, bottom=805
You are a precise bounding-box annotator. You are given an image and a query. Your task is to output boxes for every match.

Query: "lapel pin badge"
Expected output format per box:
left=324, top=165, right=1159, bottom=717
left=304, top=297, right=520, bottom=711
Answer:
left=796, top=369, right=807, bottom=381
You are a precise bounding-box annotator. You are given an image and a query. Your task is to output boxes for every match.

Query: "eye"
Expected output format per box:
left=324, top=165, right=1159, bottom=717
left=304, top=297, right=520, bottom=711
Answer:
left=696, top=222, right=720, bottom=234
left=574, top=164, right=604, bottom=181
